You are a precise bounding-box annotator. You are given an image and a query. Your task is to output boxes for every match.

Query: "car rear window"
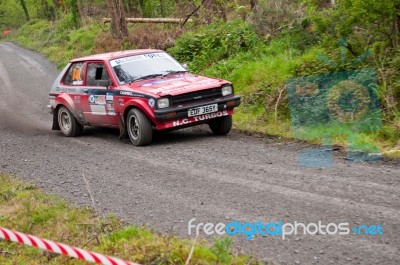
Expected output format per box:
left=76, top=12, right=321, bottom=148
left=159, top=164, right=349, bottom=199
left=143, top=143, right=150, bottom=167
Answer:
left=64, top=62, right=84, bottom=86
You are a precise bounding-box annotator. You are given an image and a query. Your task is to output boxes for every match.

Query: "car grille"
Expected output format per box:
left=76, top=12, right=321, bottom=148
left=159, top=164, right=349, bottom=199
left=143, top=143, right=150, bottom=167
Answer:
left=171, top=88, right=222, bottom=106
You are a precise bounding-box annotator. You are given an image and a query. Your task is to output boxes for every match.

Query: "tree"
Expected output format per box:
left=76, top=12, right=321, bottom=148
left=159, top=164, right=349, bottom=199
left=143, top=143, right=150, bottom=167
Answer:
left=67, top=0, right=80, bottom=28
left=160, top=0, right=165, bottom=17
left=250, top=0, right=257, bottom=12
left=41, top=0, right=58, bottom=21
left=304, top=0, right=400, bottom=49
left=19, top=0, right=30, bottom=21
left=249, top=0, right=305, bottom=35
left=106, top=0, right=129, bottom=39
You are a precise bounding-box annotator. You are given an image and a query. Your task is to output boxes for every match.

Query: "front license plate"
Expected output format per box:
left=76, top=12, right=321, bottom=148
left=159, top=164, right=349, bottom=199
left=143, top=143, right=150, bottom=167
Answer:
left=188, top=104, right=218, bottom=117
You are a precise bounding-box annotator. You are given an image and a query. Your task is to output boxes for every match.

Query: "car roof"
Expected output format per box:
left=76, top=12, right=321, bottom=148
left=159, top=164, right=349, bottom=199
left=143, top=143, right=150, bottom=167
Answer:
left=70, top=49, right=164, bottom=62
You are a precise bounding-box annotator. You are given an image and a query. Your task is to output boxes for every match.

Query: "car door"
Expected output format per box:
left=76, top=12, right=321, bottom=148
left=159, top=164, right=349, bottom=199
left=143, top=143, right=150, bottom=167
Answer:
left=80, top=61, right=118, bottom=126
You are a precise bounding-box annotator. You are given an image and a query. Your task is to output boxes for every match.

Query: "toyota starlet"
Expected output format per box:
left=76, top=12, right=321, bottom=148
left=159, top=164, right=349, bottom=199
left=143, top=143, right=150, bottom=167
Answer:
left=48, top=50, right=241, bottom=146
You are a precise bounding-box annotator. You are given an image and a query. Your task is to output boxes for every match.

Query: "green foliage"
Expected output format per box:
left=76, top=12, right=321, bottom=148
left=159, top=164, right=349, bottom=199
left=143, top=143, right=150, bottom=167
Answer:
left=19, top=0, right=30, bottom=21
left=169, top=20, right=263, bottom=72
left=0, top=0, right=25, bottom=28
left=377, top=124, right=400, bottom=146
left=210, top=237, right=233, bottom=264
left=304, top=0, right=400, bottom=48
left=12, top=19, right=52, bottom=47
left=204, top=44, right=293, bottom=137
left=66, top=0, right=80, bottom=29
left=37, top=0, right=56, bottom=21
left=142, top=0, right=175, bottom=17
left=57, top=13, right=78, bottom=31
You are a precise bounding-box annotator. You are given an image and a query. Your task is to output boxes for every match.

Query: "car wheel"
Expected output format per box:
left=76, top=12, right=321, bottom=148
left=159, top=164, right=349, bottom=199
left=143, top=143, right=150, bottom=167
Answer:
left=57, top=106, right=83, bottom=137
left=208, top=116, right=232, bottom=135
left=209, top=115, right=232, bottom=135
left=127, top=108, right=153, bottom=146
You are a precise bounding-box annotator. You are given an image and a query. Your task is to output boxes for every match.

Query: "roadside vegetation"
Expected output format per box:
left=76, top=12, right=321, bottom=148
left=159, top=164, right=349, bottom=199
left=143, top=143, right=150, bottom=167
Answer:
left=0, top=173, right=260, bottom=264
left=0, top=0, right=399, bottom=158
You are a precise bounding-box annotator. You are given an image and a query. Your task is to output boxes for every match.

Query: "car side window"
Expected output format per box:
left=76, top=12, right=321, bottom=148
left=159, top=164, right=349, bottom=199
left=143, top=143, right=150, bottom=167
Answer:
left=64, top=62, right=84, bottom=86
left=86, top=63, right=112, bottom=87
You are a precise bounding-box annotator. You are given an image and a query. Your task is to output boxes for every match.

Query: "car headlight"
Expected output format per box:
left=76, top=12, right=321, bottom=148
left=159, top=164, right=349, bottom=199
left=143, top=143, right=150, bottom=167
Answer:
left=157, top=98, right=170, bottom=109
left=222, top=85, right=233, bottom=96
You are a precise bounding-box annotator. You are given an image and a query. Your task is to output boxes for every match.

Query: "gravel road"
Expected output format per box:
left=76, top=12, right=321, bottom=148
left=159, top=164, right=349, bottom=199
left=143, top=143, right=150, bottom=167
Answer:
left=0, top=42, right=399, bottom=265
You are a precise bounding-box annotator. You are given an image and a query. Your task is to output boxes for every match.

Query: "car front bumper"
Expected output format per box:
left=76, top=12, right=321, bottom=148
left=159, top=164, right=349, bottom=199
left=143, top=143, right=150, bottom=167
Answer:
left=154, top=96, right=241, bottom=121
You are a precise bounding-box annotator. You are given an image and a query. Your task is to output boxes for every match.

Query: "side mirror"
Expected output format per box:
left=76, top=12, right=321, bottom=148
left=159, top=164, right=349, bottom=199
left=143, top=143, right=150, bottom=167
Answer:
left=182, top=63, right=189, bottom=70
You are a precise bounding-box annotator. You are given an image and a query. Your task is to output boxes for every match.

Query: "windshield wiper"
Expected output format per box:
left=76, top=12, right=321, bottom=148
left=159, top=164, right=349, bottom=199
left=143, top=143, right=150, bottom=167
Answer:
left=162, top=70, right=188, bottom=77
left=130, top=74, right=164, bottom=83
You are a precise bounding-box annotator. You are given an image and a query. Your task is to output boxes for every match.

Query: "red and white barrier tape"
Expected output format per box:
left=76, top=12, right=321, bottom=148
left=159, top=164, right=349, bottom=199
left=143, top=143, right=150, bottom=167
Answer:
left=0, top=227, right=141, bottom=265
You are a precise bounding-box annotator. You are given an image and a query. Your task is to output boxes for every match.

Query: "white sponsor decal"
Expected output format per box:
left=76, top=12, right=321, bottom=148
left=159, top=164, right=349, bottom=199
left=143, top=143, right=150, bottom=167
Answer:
left=120, top=91, right=133, bottom=96
left=94, top=95, right=106, bottom=105
left=172, top=110, right=228, bottom=127
left=90, top=105, right=107, bottom=115
left=89, top=95, right=106, bottom=105
left=107, top=103, right=114, bottom=111
left=119, top=91, right=145, bottom=98
left=148, top=98, right=155, bottom=108
left=55, top=87, right=79, bottom=93
left=110, top=53, right=166, bottom=67
left=72, top=80, right=83, bottom=85
left=106, top=93, right=113, bottom=101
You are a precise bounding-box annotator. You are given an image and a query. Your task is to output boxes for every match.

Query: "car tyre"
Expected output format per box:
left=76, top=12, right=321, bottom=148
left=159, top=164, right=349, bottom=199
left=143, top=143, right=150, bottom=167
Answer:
left=209, top=115, right=232, bottom=135
left=57, top=106, right=83, bottom=137
left=127, top=108, right=153, bottom=146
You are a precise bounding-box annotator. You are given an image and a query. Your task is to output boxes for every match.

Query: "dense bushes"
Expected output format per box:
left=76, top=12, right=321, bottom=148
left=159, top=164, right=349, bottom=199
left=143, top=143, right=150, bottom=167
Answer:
left=169, top=20, right=263, bottom=72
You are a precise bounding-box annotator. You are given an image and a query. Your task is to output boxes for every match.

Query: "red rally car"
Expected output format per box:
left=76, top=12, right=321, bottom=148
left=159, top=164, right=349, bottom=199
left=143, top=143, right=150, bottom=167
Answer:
left=48, top=50, right=241, bottom=146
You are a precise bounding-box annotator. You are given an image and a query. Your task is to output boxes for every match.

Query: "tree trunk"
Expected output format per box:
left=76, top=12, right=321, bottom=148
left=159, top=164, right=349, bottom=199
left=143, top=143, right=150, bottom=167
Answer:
left=160, top=0, right=165, bottom=17
left=107, top=0, right=129, bottom=39
left=217, top=2, right=227, bottom=22
left=250, top=0, right=257, bottom=13
left=67, top=0, right=81, bottom=28
left=125, top=0, right=130, bottom=17
left=19, top=0, right=30, bottom=21
left=52, top=0, right=59, bottom=19
left=204, top=0, right=214, bottom=24
left=58, top=0, right=68, bottom=13
left=396, top=4, right=400, bottom=49
left=181, top=0, right=206, bottom=28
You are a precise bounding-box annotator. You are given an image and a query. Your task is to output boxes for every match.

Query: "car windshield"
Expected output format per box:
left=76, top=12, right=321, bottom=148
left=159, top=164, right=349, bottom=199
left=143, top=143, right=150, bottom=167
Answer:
left=110, top=52, right=187, bottom=84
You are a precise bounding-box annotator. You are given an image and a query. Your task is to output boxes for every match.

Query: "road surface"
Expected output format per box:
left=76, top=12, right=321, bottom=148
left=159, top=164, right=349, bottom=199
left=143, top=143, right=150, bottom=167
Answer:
left=0, top=42, right=399, bottom=264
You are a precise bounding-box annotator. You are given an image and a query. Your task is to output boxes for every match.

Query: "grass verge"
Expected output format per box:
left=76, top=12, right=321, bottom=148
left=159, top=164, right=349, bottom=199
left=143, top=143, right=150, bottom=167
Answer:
left=0, top=173, right=261, bottom=265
